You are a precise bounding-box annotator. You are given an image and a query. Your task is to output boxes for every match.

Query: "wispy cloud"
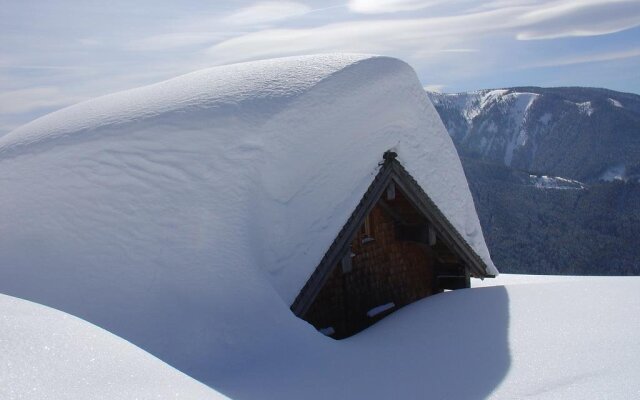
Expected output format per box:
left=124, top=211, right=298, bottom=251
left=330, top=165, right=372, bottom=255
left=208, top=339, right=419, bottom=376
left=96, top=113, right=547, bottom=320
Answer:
left=126, top=2, right=322, bottom=52
left=126, top=32, right=237, bottom=52
left=205, top=0, right=640, bottom=64
left=77, top=38, right=102, bottom=47
left=1, top=0, right=639, bottom=132
left=439, top=48, right=479, bottom=53
left=347, top=0, right=446, bottom=14
left=424, top=84, right=446, bottom=92
left=206, top=8, right=521, bottom=63
left=516, top=0, right=640, bottom=40
left=472, top=0, right=543, bottom=11
left=0, top=87, right=86, bottom=114
left=528, top=47, right=640, bottom=68
left=222, top=1, right=313, bottom=26
left=0, top=65, right=85, bottom=71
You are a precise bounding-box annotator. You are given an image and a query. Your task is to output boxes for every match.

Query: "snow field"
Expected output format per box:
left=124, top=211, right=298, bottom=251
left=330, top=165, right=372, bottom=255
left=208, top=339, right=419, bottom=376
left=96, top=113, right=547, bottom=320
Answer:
left=0, top=294, right=228, bottom=400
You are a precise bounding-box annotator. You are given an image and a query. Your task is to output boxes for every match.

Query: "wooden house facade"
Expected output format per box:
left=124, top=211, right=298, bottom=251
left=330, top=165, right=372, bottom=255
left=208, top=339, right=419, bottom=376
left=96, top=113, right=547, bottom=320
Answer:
left=291, top=151, right=495, bottom=339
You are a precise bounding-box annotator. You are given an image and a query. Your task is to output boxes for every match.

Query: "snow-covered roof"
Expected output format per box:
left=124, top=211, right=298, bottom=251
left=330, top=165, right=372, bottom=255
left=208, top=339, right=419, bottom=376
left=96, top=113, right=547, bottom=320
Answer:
left=0, top=54, right=496, bottom=378
left=1, top=54, right=377, bottom=152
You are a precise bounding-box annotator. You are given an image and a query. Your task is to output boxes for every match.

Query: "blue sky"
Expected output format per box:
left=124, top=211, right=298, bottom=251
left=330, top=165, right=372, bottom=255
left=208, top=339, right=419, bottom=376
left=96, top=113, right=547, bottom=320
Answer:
left=1, top=0, right=639, bottom=135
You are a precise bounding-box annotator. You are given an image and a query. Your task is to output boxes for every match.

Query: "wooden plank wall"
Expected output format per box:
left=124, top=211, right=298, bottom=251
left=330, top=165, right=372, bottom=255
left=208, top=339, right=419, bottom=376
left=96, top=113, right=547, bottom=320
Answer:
left=304, top=189, right=436, bottom=338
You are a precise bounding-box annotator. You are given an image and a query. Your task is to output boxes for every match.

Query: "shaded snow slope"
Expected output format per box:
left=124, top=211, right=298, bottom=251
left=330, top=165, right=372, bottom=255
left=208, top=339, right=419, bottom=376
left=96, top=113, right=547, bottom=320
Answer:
left=472, top=275, right=640, bottom=399
left=0, top=54, right=494, bottom=380
left=0, top=294, right=227, bottom=400
left=5, top=275, right=638, bottom=399
left=212, top=275, right=640, bottom=399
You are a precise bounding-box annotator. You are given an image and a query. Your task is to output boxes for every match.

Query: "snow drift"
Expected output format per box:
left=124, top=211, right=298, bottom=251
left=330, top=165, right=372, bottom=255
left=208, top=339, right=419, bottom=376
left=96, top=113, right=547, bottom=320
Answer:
left=0, top=54, right=495, bottom=382
left=0, top=293, right=226, bottom=399
left=5, top=275, right=640, bottom=399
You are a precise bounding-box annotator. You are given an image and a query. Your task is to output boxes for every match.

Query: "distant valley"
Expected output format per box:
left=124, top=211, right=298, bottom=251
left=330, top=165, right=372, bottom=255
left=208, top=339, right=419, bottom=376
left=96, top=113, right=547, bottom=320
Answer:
left=428, top=87, right=640, bottom=275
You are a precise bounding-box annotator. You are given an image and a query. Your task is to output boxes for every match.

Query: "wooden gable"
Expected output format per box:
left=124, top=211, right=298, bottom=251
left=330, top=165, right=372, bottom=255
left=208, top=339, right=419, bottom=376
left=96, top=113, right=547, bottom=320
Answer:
left=291, top=151, right=493, bottom=338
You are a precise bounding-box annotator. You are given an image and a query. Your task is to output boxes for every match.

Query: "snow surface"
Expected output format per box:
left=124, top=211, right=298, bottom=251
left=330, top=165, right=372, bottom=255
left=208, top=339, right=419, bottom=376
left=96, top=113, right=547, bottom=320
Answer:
left=4, top=53, right=638, bottom=400
left=529, top=174, right=585, bottom=190
left=0, top=293, right=227, bottom=400
left=538, top=112, right=553, bottom=125
left=600, top=164, right=627, bottom=182
left=0, top=54, right=495, bottom=382
left=366, top=302, right=395, bottom=317
left=502, top=92, right=538, bottom=166
left=471, top=273, right=628, bottom=287
left=576, top=101, right=594, bottom=116
left=472, top=274, right=640, bottom=399
left=437, top=89, right=509, bottom=124
left=5, top=274, right=640, bottom=399
left=608, top=98, right=624, bottom=108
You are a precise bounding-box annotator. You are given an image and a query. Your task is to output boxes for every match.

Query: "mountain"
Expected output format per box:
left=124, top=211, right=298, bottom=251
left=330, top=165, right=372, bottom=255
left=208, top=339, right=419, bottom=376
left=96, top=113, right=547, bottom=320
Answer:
left=429, top=87, right=640, bottom=275
left=429, top=87, right=640, bottom=182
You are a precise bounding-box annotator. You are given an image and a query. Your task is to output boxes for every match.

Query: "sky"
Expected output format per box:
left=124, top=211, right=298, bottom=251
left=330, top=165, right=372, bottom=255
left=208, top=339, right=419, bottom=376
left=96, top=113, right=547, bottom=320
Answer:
left=1, top=0, right=639, bottom=135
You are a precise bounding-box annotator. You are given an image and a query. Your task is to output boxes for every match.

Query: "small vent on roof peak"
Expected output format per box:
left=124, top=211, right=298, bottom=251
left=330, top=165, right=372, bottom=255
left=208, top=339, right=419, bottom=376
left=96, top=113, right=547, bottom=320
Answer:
left=382, top=150, right=397, bottom=163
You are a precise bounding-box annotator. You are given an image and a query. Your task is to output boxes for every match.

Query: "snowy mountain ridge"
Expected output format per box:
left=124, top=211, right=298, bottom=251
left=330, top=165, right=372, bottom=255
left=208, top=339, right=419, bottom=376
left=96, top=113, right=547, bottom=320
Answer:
left=430, top=89, right=546, bottom=167
left=432, top=86, right=640, bottom=276
left=428, top=87, right=640, bottom=182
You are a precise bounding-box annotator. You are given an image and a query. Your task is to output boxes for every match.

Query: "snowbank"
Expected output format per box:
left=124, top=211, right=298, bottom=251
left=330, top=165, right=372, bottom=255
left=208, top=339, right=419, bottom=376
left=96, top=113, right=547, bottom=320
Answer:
left=473, top=275, right=640, bottom=399
left=0, top=54, right=494, bottom=381
left=213, top=275, right=640, bottom=399
left=5, top=274, right=639, bottom=399
left=0, top=293, right=227, bottom=400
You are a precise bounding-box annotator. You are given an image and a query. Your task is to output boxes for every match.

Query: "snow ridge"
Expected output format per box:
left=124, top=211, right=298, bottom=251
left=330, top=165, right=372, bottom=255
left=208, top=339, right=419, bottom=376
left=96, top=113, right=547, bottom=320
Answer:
left=0, top=54, right=375, bottom=156
left=0, top=293, right=227, bottom=399
left=430, top=89, right=539, bottom=166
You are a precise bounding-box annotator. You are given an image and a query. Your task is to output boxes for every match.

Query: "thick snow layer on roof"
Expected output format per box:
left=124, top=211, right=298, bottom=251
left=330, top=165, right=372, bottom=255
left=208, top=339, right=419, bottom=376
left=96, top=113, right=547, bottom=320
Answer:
left=0, top=294, right=226, bottom=399
left=0, top=54, right=495, bottom=380
left=1, top=54, right=372, bottom=152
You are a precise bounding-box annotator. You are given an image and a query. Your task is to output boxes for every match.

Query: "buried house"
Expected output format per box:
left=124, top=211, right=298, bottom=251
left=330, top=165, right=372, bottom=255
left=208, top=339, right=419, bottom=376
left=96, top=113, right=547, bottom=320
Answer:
left=293, top=150, right=496, bottom=338
left=0, top=54, right=497, bottom=375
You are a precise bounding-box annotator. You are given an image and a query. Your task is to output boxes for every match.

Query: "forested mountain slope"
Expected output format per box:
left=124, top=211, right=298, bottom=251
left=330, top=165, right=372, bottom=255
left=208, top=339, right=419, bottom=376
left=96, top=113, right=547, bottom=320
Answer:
left=429, top=88, right=640, bottom=275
